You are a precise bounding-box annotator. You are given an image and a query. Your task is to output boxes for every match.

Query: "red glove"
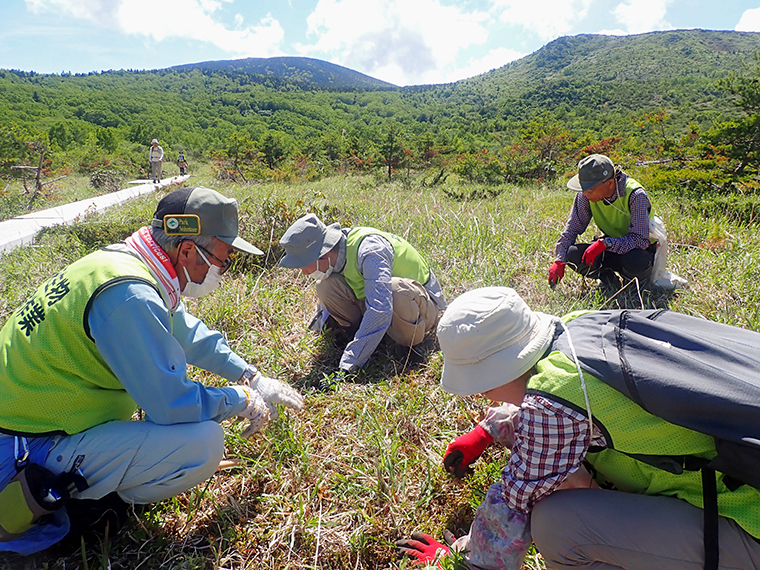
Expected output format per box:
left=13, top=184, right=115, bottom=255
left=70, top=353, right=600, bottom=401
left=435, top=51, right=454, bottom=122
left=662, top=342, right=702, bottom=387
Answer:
left=548, top=260, right=566, bottom=287
left=443, top=424, right=493, bottom=478
left=396, top=532, right=450, bottom=566
left=582, top=239, right=606, bottom=266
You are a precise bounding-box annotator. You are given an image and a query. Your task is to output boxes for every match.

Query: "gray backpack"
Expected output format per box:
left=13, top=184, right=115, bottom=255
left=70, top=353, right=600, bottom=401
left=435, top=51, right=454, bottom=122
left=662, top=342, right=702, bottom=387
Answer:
left=553, top=309, right=760, bottom=570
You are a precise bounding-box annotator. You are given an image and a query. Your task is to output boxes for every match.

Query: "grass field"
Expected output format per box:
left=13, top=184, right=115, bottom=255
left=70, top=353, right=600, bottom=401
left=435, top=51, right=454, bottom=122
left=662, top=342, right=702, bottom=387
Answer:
left=0, top=169, right=759, bottom=569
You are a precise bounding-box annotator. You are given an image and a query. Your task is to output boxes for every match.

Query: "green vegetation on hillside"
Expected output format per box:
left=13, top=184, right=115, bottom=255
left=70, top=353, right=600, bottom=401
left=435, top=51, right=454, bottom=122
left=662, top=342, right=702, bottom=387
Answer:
left=2, top=29, right=760, bottom=224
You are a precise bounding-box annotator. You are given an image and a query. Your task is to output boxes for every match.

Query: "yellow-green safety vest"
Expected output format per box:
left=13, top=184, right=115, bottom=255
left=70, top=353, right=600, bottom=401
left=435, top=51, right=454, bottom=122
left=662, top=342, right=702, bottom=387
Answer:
left=0, top=247, right=168, bottom=436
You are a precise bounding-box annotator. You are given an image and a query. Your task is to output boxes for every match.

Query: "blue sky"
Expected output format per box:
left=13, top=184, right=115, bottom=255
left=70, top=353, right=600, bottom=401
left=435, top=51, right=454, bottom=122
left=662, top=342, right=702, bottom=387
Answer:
left=2, top=0, right=760, bottom=86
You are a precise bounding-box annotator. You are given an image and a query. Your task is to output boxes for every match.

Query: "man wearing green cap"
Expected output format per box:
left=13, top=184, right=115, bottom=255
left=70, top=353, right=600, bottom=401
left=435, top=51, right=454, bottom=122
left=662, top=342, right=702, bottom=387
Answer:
left=548, top=154, right=658, bottom=294
left=0, top=187, right=304, bottom=554
left=279, top=213, right=446, bottom=378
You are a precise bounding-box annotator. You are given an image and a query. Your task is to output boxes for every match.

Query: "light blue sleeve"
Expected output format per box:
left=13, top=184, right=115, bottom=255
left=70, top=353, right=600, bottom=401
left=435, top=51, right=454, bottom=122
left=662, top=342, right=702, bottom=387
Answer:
left=87, top=281, right=247, bottom=425
left=171, top=303, right=249, bottom=381
left=339, top=235, right=394, bottom=370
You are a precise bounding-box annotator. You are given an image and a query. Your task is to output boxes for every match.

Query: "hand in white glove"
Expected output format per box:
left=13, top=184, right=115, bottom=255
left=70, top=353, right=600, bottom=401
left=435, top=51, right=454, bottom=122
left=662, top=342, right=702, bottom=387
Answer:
left=237, top=386, right=276, bottom=438
left=239, top=366, right=304, bottom=411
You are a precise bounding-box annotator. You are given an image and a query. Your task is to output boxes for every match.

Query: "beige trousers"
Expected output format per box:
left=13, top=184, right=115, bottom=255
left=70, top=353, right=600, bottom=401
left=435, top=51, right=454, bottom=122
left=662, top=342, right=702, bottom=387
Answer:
left=315, top=274, right=439, bottom=346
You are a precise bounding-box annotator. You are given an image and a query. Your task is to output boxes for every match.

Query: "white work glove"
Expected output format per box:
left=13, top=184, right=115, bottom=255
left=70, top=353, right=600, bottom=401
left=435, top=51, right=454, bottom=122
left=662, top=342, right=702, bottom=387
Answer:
left=239, top=366, right=305, bottom=412
left=237, top=386, right=275, bottom=438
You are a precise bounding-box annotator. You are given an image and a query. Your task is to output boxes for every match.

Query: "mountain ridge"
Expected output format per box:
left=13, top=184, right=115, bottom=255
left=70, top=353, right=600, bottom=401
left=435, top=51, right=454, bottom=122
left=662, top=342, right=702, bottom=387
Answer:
left=169, top=55, right=397, bottom=91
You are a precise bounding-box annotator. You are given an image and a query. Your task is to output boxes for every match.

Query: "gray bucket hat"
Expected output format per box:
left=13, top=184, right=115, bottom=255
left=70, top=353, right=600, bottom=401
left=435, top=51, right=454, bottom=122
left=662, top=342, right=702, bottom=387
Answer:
left=437, top=287, right=559, bottom=395
left=279, top=213, right=343, bottom=268
left=567, top=154, right=614, bottom=192
left=152, top=186, right=263, bottom=255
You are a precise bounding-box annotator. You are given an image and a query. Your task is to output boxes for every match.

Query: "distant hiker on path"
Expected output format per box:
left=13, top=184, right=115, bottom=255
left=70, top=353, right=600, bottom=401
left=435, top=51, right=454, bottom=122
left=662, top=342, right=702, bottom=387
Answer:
left=279, top=213, right=447, bottom=380
left=548, top=154, right=658, bottom=295
left=149, top=138, right=164, bottom=183
left=0, top=187, right=303, bottom=554
left=398, top=287, right=760, bottom=570
left=178, top=151, right=188, bottom=176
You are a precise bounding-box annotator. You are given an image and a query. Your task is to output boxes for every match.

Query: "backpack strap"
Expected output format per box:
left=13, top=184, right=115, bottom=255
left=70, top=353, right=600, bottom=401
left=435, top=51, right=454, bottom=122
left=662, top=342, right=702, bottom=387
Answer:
left=701, top=466, right=719, bottom=570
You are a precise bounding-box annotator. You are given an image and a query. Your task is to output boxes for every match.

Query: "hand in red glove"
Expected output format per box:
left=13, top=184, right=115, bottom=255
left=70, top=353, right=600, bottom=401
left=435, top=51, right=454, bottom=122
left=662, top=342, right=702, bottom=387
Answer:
left=396, top=532, right=450, bottom=566
left=581, top=239, right=606, bottom=266
left=443, top=424, right=493, bottom=478
left=548, top=260, right=566, bottom=287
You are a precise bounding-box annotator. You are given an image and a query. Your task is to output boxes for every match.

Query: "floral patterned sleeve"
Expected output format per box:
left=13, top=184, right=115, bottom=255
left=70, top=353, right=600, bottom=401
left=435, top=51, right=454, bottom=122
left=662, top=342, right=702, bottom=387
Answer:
left=480, top=404, right=520, bottom=447
left=450, top=483, right=531, bottom=570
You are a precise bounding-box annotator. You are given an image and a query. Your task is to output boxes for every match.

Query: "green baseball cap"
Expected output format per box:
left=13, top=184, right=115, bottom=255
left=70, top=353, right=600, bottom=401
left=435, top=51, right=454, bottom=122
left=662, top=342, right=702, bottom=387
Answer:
left=152, top=187, right=263, bottom=255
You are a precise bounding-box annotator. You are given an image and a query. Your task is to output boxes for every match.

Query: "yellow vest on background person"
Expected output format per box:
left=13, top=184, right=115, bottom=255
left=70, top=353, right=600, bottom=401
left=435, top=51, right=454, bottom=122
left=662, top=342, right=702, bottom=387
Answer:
left=343, top=227, right=430, bottom=300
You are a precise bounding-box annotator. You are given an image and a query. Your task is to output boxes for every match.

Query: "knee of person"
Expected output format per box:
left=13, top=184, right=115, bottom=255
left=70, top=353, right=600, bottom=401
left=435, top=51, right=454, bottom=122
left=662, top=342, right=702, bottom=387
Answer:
left=531, top=492, right=575, bottom=561
left=189, top=421, right=225, bottom=469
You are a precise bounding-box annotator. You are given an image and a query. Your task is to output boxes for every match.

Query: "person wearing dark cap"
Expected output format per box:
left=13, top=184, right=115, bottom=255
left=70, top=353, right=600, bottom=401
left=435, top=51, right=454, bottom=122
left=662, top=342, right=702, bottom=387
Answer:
left=0, top=187, right=303, bottom=554
left=177, top=150, right=188, bottom=176
left=548, top=154, right=658, bottom=294
left=149, top=139, right=163, bottom=183
left=279, top=213, right=447, bottom=377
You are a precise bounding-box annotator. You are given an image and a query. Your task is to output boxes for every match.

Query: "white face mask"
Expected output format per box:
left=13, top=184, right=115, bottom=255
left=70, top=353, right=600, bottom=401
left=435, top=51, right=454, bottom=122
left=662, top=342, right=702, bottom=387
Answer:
left=181, top=247, right=224, bottom=298
left=308, top=257, right=334, bottom=283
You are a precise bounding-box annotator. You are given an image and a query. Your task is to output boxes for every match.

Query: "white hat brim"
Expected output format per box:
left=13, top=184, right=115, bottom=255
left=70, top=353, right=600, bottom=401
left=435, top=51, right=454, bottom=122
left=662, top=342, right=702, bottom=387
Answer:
left=441, top=311, right=558, bottom=395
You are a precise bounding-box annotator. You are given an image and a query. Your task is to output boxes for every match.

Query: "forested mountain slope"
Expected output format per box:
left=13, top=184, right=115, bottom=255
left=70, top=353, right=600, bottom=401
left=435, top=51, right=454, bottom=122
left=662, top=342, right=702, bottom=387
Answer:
left=1, top=29, right=759, bottom=160
left=171, top=56, right=397, bottom=91
left=404, top=29, right=760, bottom=133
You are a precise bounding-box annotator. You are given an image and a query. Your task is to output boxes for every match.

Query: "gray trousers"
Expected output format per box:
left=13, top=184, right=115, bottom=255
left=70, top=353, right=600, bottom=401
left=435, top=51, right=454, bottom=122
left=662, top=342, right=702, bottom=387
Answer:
left=43, top=420, right=224, bottom=504
left=531, top=489, right=760, bottom=570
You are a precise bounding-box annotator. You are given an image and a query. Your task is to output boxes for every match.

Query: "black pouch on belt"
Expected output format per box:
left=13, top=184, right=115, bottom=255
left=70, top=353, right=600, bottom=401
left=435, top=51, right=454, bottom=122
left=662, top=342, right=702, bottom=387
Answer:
left=0, top=463, right=68, bottom=541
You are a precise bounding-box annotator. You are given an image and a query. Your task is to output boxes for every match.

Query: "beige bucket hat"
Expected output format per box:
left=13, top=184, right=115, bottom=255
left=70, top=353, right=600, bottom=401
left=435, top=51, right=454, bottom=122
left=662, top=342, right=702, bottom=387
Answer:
left=438, top=287, right=558, bottom=395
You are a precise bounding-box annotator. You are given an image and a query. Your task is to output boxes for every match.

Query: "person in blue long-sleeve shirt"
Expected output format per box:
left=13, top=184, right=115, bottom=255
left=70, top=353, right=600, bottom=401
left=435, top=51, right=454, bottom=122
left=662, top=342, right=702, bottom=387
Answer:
left=0, top=187, right=304, bottom=553
left=278, top=213, right=446, bottom=377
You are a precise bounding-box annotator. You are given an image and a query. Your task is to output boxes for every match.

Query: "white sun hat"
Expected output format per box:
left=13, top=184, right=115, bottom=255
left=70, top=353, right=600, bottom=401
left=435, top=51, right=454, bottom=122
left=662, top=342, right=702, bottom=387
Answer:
left=438, top=287, right=559, bottom=395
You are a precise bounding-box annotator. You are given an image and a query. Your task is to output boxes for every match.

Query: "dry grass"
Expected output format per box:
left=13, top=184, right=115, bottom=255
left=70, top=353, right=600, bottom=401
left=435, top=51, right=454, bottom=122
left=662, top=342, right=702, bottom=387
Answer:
left=1, top=172, right=759, bottom=569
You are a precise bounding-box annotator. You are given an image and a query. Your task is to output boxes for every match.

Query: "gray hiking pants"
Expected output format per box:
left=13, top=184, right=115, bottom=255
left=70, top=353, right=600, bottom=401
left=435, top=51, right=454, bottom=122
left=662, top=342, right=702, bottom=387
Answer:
left=43, top=419, right=224, bottom=504
left=531, top=488, right=760, bottom=570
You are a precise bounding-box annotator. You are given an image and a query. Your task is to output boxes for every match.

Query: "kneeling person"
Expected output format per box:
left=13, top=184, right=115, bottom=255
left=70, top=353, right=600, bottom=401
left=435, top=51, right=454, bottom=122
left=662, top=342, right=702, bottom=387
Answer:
left=0, top=187, right=304, bottom=554
left=549, top=154, right=658, bottom=293
left=279, top=214, right=447, bottom=375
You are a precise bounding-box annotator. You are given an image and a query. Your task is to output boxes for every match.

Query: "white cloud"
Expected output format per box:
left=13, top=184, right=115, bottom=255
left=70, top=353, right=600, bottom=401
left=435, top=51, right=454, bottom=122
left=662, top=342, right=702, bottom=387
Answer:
left=736, top=7, right=760, bottom=32
left=491, top=0, right=594, bottom=40
left=25, top=0, right=121, bottom=27
left=24, top=0, right=284, bottom=56
left=297, top=0, right=490, bottom=85
left=612, top=0, right=674, bottom=34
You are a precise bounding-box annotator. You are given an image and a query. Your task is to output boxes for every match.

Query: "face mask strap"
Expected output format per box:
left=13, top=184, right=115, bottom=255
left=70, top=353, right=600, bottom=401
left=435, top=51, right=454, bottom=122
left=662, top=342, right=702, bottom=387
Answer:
left=194, top=245, right=213, bottom=268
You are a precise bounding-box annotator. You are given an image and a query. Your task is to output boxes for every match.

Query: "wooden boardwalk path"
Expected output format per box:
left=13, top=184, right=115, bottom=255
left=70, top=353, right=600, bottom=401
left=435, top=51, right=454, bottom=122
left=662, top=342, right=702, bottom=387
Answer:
left=0, top=175, right=190, bottom=256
